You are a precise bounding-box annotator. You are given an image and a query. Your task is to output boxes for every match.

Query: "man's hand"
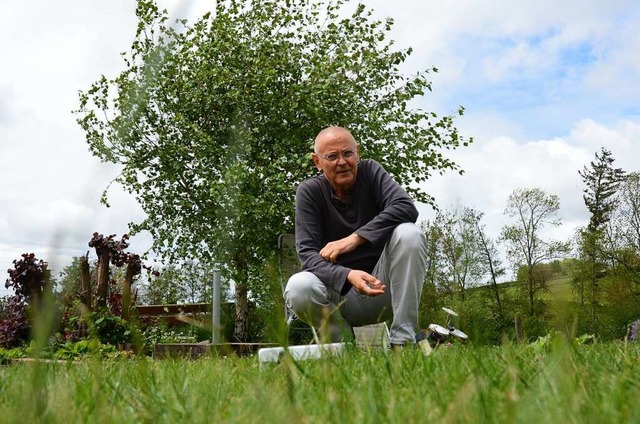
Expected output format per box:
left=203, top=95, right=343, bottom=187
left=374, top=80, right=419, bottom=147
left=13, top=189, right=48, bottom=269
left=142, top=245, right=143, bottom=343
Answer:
left=319, top=233, right=366, bottom=262
left=347, top=270, right=386, bottom=296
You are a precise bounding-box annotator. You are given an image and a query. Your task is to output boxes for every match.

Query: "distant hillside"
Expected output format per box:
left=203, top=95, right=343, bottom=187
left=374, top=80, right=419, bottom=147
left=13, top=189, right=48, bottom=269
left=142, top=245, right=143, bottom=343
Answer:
left=470, top=275, right=574, bottom=299
left=546, top=276, right=573, bottom=301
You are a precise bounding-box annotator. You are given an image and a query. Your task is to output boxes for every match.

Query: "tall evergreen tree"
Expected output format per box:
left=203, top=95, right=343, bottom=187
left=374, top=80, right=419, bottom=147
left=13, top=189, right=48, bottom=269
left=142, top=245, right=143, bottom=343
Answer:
left=579, top=148, right=625, bottom=232
left=575, top=147, right=625, bottom=331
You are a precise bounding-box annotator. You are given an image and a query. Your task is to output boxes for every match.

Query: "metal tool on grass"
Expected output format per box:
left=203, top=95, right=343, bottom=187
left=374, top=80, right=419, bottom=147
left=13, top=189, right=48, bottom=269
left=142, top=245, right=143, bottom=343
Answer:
left=416, top=307, right=468, bottom=354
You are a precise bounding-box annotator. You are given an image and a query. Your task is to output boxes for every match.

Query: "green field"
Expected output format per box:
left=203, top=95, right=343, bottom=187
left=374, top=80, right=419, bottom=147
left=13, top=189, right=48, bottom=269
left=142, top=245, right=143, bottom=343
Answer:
left=485, top=276, right=574, bottom=301
left=546, top=276, right=574, bottom=300
left=1, top=339, right=639, bottom=423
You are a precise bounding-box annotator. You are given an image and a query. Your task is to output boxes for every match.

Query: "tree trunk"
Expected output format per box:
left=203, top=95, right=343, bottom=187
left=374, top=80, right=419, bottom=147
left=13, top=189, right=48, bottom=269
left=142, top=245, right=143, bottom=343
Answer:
left=488, top=264, right=503, bottom=318
left=234, top=282, right=249, bottom=342
left=578, top=278, right=585, bottom=306
left=122, top=263, right=135, bottom=320
left=95, top=252, right=110, bottom=309
left=587, top=247, right=598, bottom=333
left=590, top=272, right=598, bottom=333
left=474, top=221, right=503, bottom=317
left=514, top=315, right=523, bottom=343
left=529, top=273, right=535, bottom=316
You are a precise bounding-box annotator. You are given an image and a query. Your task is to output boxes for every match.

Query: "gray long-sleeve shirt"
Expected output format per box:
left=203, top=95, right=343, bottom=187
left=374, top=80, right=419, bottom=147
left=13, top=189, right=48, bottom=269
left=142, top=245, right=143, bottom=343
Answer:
left=295, top=159, right=419, bottom=295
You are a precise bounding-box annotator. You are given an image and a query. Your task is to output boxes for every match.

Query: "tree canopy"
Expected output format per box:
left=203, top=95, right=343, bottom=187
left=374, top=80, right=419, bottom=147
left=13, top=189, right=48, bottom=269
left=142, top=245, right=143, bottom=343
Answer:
left=76, top=0, right=470, bottom=340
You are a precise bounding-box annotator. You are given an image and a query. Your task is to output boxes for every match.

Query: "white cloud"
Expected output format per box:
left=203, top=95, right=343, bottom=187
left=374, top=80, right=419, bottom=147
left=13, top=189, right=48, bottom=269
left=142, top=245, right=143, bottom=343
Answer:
left=420, top=118, right=640, bottom=245
left=584, top=27, right=640, bottom=99
left=365, top=1, right=640, bottom=125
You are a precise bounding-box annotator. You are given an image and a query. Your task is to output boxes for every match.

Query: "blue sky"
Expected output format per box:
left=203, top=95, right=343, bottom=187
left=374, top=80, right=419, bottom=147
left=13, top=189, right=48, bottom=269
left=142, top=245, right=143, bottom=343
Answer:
left=1, top=0, right=639, bottom=293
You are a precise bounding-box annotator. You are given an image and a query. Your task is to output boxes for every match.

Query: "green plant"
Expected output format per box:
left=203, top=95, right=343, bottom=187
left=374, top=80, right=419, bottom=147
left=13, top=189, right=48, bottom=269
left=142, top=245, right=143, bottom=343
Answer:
left=90, top=312, right=133, bottom=346
left=57, top=309, right=134, bottom=347
left=0, top=345, right=27, bottom=364
left=52, top=339, right=124, bottom=360
left=142, top=323, right=198, bottom=345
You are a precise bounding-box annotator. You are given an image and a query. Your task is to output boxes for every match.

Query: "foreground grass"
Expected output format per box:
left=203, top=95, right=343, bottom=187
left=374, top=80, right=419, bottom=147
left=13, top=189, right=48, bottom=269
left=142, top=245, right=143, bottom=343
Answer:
left=0, top=340, right=639, bottom=423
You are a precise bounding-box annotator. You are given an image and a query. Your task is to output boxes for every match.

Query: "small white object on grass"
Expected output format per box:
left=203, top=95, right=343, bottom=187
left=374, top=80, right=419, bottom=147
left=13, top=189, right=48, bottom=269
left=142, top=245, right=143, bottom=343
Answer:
left=258, top=343, right=346, bottom=367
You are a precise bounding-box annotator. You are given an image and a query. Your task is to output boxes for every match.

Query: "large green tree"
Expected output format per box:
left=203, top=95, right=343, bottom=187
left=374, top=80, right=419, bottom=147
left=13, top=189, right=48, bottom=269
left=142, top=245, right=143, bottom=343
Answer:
left=613, top=172, right=640, bottom=254
left=76, top=0, right=469, bottom=341
left=501, top=188, right=570, bottom=316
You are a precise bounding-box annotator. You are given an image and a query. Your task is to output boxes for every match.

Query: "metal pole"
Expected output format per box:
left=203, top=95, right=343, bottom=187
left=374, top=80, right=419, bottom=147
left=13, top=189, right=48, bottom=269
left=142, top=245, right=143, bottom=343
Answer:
left=212, top=268, right=221, bottom=344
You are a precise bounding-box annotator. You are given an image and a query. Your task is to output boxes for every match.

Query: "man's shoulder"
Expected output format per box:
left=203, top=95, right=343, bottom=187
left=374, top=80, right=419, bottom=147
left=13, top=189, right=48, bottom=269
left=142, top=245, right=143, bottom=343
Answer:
left=358, top=158, right=382, bottom=170
left=297, top=174, right=326, bottom=193
left=358, top=158, right=386, bottom=177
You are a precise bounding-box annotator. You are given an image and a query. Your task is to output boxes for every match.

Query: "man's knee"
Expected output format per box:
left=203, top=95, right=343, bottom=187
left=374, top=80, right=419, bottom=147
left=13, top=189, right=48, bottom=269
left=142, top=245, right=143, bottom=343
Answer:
left=393, top=223, right=426, bottom=250
left=284, top=271, right=320, bottom=312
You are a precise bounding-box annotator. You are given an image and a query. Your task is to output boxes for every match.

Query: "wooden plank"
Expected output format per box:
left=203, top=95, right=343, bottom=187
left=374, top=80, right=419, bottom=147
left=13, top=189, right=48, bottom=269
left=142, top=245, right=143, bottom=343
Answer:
left=136, top=302, right=232, bottom=316
left=153, top=342, right=279, bottom=358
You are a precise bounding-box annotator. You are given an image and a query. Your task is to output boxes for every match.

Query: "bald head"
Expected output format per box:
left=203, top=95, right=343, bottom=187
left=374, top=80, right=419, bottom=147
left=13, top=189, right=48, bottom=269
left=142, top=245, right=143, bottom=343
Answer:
left=314, top=126, right=356, bottom=154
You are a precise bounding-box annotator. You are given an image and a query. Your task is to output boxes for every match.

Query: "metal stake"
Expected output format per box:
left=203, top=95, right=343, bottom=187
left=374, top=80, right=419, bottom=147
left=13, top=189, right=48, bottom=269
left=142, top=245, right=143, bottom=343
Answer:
left=212, top=268, right=221, bottom=343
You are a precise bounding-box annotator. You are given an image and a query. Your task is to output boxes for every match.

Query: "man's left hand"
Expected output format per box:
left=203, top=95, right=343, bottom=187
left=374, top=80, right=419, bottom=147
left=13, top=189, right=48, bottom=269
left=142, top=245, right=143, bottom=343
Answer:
left=347, top=270, right=386, bottom=296
left=319, top=233, right=366, bottom=262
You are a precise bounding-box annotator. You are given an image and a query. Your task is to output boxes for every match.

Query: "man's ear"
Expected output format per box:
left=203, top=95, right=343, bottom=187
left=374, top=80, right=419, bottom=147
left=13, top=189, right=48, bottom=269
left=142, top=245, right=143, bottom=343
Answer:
left=311, top=153, right=322, bottom=171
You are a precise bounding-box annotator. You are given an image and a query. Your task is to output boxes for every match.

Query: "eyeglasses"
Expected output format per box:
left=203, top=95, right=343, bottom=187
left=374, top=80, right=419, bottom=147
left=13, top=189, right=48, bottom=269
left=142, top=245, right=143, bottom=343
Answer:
left=315, top=149, right=357, bottom=162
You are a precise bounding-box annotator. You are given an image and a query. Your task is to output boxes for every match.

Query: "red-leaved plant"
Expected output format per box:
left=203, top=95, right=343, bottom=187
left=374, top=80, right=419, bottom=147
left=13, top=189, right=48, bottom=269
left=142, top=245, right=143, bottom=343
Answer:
left=0, top=253, right=51, bottom=348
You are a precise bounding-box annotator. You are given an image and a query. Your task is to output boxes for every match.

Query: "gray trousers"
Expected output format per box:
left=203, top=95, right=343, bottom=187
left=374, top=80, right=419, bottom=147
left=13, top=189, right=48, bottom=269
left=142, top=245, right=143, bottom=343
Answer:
left=284, top=223, right=428, bottom=345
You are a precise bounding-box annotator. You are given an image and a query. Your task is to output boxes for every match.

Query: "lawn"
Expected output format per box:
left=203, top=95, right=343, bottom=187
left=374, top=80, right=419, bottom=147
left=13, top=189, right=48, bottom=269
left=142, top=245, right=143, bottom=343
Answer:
left=1, top=338, right=639, bottom=423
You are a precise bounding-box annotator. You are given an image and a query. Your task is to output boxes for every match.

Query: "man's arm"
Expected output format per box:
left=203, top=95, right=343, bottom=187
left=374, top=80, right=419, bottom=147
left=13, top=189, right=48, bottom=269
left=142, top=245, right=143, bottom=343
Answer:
left=318, top=233, right=366, bottom=262
left=295, top=179, right=353, bottom=294
left=295, top=161, right=418, bottom=295
left=318, top=160, right=418, bottom=261
left=353, top=160, right=418, bottom=245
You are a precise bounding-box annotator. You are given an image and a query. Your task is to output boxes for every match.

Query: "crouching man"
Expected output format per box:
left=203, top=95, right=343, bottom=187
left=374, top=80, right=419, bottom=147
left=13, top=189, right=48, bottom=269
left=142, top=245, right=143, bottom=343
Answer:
left=285, top=126, right=428, bottom=346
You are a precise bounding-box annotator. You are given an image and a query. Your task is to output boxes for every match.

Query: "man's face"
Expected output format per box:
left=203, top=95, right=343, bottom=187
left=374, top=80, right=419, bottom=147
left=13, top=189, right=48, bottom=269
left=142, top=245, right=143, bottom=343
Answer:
left=312, top=128, right=359, bottom=196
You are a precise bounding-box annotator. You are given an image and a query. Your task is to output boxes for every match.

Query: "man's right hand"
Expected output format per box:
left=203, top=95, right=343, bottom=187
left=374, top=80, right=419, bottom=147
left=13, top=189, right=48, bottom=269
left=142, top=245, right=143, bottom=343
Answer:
left=347, top=270, right=386, bottom=296
left=319, top=233, right=366, bottom=263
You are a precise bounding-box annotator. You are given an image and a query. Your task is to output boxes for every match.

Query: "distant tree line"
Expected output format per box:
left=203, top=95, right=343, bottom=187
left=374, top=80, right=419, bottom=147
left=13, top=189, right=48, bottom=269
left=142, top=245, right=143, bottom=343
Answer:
left=419, top=148, right=640, bottom=343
